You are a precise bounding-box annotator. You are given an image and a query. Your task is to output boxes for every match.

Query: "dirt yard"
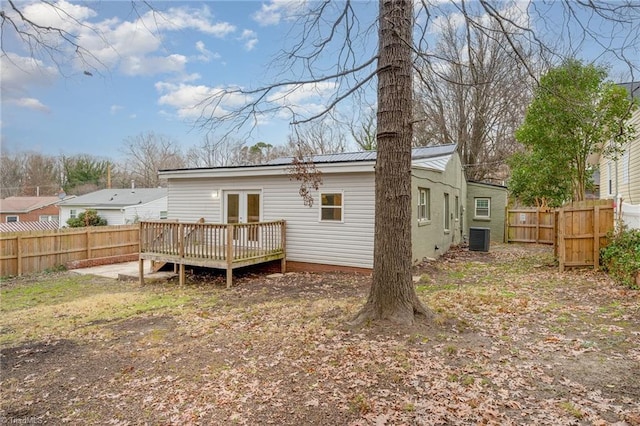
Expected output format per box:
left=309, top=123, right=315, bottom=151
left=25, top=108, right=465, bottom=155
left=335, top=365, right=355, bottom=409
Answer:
left=1, top=244, right=639, bottom=425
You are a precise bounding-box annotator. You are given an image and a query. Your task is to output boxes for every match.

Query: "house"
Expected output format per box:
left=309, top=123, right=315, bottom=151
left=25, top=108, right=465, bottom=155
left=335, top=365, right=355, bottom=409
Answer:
left=0, top=196, right=65, bottom=224
left=157, top=144, right=506, bottom=272
left=57, top=188, right=168, bottom=227
left=599, top=81, right=640, bottom=229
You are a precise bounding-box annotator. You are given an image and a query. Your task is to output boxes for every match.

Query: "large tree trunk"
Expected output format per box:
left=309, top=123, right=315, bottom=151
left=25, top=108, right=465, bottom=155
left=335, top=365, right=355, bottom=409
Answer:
left=351, top=0, right=432, bottom=326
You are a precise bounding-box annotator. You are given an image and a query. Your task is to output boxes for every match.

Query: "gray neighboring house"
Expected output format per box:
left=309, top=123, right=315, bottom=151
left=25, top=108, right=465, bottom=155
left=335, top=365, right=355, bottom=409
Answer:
left=158, top=144, right=507, bottom=272
left=57, top=188, right=168, bottom=228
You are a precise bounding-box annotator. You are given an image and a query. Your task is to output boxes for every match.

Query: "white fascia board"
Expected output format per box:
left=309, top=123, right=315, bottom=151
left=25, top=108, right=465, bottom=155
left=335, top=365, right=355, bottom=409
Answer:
left=159, top=161, right=375, bottom=179
left=411, top=164, right=444, bottom=173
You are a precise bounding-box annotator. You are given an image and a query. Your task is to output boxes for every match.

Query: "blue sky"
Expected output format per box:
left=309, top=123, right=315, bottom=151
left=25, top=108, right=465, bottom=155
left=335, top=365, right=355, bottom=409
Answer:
left=1, top=1, right=638, bottom=161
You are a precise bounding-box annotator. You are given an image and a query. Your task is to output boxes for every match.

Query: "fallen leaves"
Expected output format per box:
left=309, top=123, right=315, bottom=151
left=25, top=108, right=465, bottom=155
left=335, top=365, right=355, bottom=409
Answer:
left=1, top=244, right=639, bottom=424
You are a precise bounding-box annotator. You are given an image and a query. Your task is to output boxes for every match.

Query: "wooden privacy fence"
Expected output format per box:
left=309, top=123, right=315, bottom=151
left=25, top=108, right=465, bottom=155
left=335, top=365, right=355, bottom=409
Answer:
left=506, top=208, right=557, bottom=244
left=507, top=200, right=615, bottom=271
left=0, top=225, right=139, bottom=277
left=556, top=200, right=614, bottom=272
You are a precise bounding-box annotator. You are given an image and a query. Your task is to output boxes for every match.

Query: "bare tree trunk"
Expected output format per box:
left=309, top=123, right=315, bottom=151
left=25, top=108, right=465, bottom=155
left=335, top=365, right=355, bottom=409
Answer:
left=351, top=0, right=432, bottom=326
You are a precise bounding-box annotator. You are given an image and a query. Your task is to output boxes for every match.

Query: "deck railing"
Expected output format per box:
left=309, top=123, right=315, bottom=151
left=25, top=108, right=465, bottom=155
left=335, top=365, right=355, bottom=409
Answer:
left=139, top=220, right=286, bottom=286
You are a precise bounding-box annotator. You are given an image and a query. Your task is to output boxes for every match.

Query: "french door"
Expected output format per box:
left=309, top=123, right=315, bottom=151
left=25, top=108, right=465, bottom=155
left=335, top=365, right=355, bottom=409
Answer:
left=224, top=191, right=261, bottom=244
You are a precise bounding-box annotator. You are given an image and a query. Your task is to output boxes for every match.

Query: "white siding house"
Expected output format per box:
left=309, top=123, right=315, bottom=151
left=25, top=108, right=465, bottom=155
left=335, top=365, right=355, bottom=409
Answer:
left=159, top=144, right=503, bottom=272
left=58, top=188, right=167, bottom=227
left=599, top=82, right=640, bottom=229
left=164, top=160, right=376, bottom=270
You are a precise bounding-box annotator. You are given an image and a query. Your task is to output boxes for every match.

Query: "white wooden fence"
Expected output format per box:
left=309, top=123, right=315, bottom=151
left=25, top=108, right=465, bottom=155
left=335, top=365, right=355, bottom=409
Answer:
left=620, top=202, right=640, bottom=229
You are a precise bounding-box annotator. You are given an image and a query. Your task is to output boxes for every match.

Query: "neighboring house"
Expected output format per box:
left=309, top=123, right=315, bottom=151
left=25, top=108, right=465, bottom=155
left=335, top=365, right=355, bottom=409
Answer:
left=0, top=196, right=65, bottom=224
left=57, top=188, right=168, bottom=227
left=599, top=81, right=640, bottom=229
left=158, top=144, right=507, bottom=272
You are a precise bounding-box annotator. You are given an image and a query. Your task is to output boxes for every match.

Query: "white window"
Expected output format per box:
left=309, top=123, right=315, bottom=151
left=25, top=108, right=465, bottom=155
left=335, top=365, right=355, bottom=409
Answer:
left=6, top=216, right=18, bottom=223
left=320, top=192, right=343, bottom=222
left=418, top=188, right=430, bottom=222
left=39, top=215, right=58, bottom=222
left=622, top=150, right=629, bottom=185
left=444, top=193, right=450, bottom=231
left=70, top=209, right=77, bottom=219
left=160, top=211, right=168, bottom=220
left=475, top=198, right=490, bottom=218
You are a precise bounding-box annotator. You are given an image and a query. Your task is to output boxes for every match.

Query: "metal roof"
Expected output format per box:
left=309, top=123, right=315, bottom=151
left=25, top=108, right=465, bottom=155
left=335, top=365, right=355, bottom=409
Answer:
left=57, top=188, right=167, bottom=209
left=412, top=154, right=451, bottom=172
left=0, top=220, right=60, bottom=233
left=266, top=143, right=458, bottom=166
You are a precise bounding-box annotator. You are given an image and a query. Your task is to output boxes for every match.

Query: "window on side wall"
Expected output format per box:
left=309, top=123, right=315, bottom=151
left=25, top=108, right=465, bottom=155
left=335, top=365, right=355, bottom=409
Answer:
left=70, top=209, right=77, bottom=219
left=418, top=188, right=430, bottom=222
left=6, top=216, right=18, bottom=223
left=455, top=196, right=459, bottom=221
left=320, top=192, right=343, bottom=222
left=444, top=193, right=450, bottom=231
left=160, top=211, right=168, bottom=220
left=475, top=198, right=490, bottom=218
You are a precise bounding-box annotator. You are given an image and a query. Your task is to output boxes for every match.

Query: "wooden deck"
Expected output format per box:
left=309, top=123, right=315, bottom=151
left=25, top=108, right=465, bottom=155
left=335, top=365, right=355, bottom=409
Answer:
left=139, top=220, right=286, bottom=287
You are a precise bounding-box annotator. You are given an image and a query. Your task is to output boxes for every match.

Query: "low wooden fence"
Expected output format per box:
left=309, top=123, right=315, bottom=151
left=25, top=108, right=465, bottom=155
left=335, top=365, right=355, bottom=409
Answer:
left=1, top=225, right=139, bottom=277
left=507, top=200, right=615, bottom=271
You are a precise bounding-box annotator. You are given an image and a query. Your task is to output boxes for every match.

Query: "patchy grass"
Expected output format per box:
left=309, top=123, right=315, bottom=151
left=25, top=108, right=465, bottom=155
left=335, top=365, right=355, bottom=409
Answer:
left=0, top=277, right=194, bottom=345
left=1, top=244, right=639, bottom=425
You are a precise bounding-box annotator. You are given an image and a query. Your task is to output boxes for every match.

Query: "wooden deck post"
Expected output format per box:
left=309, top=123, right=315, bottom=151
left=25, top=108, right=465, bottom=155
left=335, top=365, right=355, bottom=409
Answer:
left=280, top=221, right=286, bottom=274
left=179, top=263, right=185, bottom=286
left=226, top=224, right=233, bottom=288
left=558, top=207, right=566, bottom=272
left=139, top=258, right=145, bottom=285
left=593, top=205, right=601, bottom=271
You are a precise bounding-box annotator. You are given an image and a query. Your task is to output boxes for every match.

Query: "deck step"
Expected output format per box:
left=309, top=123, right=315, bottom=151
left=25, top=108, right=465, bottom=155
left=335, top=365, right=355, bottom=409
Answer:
left=152, top=261, right=167, bottom=272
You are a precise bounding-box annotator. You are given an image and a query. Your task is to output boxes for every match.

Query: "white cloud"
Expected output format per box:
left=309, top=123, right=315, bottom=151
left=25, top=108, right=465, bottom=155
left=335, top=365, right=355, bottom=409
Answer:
left=239, top=30, right=258, bottom=51
left=428, top=1, right=530, bottom=35
left=21, top=0, right=97, bottom=32
left=8, top=2, right=237, bottom=78
left=155, top=81, right=252, bottom=120
left=1, top=54, right=57, bottom=94
left=252, top=0, right=307, bottom=26
left=11, top=98, right=51, bottom=113
left=110, top=105, right=123, bottom=115
left=155, top=79, right=338, bottom=123
left=194, top=41, right=221, bottom=62
left=147, top=6, right=236, bottom=37
left=0, top=53, right=56, bottom=112
left=120, top=54, right=188, bottom=76
left=266, top=81, right=337, bottom=117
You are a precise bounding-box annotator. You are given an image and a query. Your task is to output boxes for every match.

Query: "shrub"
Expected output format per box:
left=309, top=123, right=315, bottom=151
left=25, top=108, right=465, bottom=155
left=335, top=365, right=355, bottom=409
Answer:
left=66, top=209, right=107, bottom=227
left=600, top=226, right=640, bottom=289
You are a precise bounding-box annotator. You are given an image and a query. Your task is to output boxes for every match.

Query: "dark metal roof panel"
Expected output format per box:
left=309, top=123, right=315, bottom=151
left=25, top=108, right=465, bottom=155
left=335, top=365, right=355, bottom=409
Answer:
left=266, top=143, right=458, bottom=166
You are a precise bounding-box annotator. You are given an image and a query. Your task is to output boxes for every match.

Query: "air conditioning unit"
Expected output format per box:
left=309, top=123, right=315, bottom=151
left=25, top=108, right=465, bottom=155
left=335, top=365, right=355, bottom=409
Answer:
left=469, top=227, right=490, bottom=252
